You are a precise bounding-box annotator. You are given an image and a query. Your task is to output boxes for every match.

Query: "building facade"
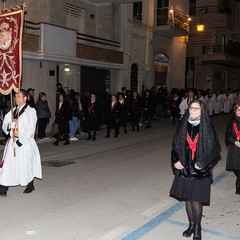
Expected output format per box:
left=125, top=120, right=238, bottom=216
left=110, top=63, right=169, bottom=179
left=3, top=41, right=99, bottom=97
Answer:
left=3, top=0, right=189, bottom=121
left=186, top=0, right=240, bottom=90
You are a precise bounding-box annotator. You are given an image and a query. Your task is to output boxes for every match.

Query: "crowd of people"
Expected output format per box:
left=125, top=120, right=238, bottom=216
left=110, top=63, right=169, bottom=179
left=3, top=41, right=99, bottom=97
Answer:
left=1, top=85, right=240, bottom=146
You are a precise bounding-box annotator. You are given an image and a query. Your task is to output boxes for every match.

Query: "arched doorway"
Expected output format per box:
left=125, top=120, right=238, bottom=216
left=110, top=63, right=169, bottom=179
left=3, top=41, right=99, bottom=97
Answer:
left=155, top=53, right=169, bottom=88
left=130, top=63, right=138, bottom=92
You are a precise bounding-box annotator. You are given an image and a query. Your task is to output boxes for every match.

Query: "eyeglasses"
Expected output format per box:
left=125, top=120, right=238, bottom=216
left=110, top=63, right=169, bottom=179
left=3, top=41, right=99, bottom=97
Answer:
left=189, top=107, right=201, bottom=112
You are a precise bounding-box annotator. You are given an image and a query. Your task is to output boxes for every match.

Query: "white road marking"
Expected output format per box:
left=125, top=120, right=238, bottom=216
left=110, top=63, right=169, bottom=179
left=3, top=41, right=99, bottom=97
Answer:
left=98, top=226, right=129, bottom=240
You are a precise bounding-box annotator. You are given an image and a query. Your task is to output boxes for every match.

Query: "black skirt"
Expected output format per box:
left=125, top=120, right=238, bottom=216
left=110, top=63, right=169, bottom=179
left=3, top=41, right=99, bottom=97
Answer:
left=170, top=175, right=211, bottom=204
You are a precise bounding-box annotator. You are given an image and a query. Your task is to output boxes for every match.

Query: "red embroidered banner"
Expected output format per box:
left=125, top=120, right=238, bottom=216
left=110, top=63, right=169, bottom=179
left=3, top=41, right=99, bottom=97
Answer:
left=0, top=5, right=24, bottom=95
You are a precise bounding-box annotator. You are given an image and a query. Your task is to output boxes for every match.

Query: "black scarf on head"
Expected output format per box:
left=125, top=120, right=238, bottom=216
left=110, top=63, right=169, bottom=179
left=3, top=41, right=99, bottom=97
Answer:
left=172, top=109, right=221, bottom=169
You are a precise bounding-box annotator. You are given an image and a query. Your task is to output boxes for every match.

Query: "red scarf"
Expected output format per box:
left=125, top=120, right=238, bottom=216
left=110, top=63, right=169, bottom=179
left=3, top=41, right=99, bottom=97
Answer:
left=234, top=122, right=240, bottom=140
left=111, top=101, right=117, bottom=112
left=186, top=132, right=199, bottom=160
left=88, top=103, right=94, bottom=114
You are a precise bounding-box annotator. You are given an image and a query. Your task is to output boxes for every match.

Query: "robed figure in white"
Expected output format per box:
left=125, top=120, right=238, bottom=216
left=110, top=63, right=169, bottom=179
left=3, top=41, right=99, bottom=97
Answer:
left=0, top=89, right=42, bottom=196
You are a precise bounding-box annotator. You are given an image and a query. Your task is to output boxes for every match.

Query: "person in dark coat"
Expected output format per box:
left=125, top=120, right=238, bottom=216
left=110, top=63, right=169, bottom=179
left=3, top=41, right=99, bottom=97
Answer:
left=54, top=94, right=72, bottom=146
left=170, top=99, right=221, bottom=240
left=118, top=92, right=128, bottom=134
left=142, top=89, right=155, bottom=129
left=85, top=93, right=101, bottom=141
left=36, top=92, right=51, bottom=139
left=129, top=91, right=141, bottom=132
left=68, top=90, right=80, bottom=141
left=105, top=95, right=120, bottom=138
left=170, top=92, right=181, bottom=124
left=103, top=87, right=112, bottom=124
left=225, top=103, right=240, bottom=195
left=27, top=88, right=36, bottom=109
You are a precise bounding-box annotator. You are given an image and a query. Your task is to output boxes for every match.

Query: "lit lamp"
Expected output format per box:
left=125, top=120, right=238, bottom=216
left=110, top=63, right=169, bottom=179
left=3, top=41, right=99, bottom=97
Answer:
left=64, top=67, right=71, bottom=72
left=196, top=24, right=204, bottom=32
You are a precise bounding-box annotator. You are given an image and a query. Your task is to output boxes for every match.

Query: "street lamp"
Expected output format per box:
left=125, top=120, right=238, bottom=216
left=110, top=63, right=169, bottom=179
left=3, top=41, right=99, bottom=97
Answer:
left=196, top=24, right=205, bottom=32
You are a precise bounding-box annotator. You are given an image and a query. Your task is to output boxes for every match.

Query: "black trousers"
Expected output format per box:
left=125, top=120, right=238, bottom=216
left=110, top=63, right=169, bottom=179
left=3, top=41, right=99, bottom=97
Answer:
left=38, top=118, right=48, bottom=138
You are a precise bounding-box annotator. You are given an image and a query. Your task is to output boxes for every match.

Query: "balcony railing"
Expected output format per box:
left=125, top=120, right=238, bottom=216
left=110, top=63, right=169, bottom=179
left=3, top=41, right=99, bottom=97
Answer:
left=23, top=20, right=120, bottom=49
left=190, top=5, right=231, bottom=16
left=154, top=7, right=189, bottom=32
left=203, top=41, right=240, bottom=57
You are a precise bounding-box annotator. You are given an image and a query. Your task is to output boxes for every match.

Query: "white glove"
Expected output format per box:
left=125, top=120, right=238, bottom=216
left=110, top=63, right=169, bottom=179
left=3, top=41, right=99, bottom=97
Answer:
left=9, top=122, right=16, bottom=129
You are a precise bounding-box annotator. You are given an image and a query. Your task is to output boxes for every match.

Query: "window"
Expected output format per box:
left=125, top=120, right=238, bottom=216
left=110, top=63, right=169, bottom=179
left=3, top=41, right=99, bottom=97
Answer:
left=133, top=2, right=142, bottom=21
left=189, top=0, right=196, bottom=16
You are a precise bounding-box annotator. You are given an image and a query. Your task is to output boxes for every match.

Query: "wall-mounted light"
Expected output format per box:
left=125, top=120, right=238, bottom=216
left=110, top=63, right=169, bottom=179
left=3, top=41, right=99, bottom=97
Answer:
left=64, top=67, right=71, bottom=72
left=197, top=24, right=205, bottom=32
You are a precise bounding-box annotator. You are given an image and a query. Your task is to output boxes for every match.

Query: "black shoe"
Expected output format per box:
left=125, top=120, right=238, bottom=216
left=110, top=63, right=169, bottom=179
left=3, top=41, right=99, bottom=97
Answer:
left=132, top=128, right=135, bottom=132
left=63, top=141, right=70, bottom=145
left=182, top=222, right=194, bottom=237
left=0, top=192, right=7, bottom=197
left=23, top=186, right=35, bottom=194
left=236, top=188, right=240, bottom=194
left=53, top=141, right=58, bottom=146
left=86, top=136, right=92, bottom=140
left=193, top=224, right=201, bottom=240
left=114, top=135, right=118, bottom=138
left=92, top=137, right=96, bottom=141
left=124, top=129, right=127, bottom=134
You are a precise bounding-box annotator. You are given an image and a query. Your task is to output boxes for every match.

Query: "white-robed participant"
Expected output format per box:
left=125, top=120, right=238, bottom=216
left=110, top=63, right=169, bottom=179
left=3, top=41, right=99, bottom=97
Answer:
left=0, top=89, right=42, bottom=196
left=214, top=90, right=223, bottom=115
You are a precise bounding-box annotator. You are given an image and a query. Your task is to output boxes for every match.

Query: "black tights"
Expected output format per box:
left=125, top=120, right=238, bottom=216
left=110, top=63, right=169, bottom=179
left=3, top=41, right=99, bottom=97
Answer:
left=233, top=170, right=240, bottom=190
left=185, top=200, right=203, bottom=224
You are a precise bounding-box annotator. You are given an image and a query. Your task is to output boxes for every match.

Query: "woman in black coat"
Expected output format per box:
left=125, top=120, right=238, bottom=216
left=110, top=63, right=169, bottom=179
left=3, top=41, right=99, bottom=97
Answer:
left=105, top=95, right=120, bottom=138
left=225, top=103, right=240, bottom=194
left=36, top=92, right=51, bottom=139
left=85, top=93, right=101, bottom=141
left=170, top=99, right=221, bottom=240
left=142, top=90, right=155, bottom=129
left=118, top=92, right=128, bottom=134
left=129, top=91, right=141, bottom=132
left=54, top=94, right=72, bottom=146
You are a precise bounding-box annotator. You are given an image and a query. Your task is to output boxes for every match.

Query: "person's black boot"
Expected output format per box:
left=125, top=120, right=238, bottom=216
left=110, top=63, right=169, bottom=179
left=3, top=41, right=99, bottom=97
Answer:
left=105, top=129, right=110, bottom=138
left=92, top=131, right=96, bottom=141
left=63, top=140, right=70, bottom=145
left=193, top=224, right=201, bottom=240
left=86, top=131, right=92, bottom=140
left=53, top=141, right=58, bottom=146
left=236, top=188, right=240, bottom=194
left=182, top=222, right=194, bottom=237
left=24, top=180, right=35, bottom=194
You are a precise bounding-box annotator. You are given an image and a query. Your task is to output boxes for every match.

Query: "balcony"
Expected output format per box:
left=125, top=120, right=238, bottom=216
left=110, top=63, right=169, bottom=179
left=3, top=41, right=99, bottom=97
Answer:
left=22, top=21, right=123, bottom=66
left=202, top=43, right=240, bottom=67
left=154, top=7, right=189, bottom=37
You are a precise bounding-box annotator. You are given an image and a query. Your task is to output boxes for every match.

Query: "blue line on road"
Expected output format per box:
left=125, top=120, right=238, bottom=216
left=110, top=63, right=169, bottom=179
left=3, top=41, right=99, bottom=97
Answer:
left=122, top=202, right=184, bottom=240
left=122, top=171, right=229, bottom=240
left=166, top=219, right=240, bottom=240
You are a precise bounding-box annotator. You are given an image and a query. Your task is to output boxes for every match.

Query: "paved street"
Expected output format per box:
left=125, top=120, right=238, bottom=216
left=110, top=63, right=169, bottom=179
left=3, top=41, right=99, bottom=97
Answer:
left=0, top=115, right=239, bottom=240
